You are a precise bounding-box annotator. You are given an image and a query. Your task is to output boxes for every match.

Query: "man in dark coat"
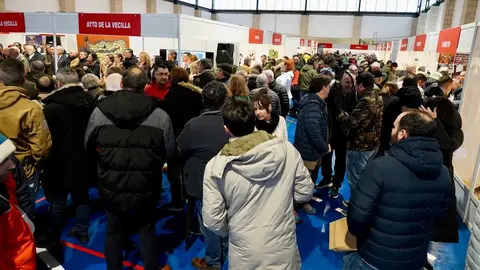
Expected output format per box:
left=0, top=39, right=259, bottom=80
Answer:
left=216, top=63, right=232, bottom=84
left=41, top=68, right=94, bottom=247
left=25, top=60, right=48, bottom=83
left=423, top=96, right=464, bottom=243
left=318, top=70, right=357, bottom=198
left=346, top=110, right=452, bottom=270
left=84, top=67, right=174, bottom=270
left=193, top=58, right=215, bottom=89
left=177, top=81, right=230, bottom=269
left=123, top=48, right=138, bottom=70
left=294, top=74, right=332, bottom=215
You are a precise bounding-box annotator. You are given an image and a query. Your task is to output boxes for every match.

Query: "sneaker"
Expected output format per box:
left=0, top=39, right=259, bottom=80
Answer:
left=301, top=203, right=317, bottom=215
left=342, top=200, right=349, bottom=208
left=329, top=186, right=339, bottom=199
left=315, top=178, right=333, bottom=190
left=192, top=258, right=220, bottom=270
left=68, top=227, right=89, bottom=244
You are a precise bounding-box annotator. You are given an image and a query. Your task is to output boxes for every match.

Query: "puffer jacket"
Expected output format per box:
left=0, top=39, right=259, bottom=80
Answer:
left=294, top=93, right=330, bottom=162
left=0, top=84, right=52, bottom=178
left=338, top=88, right=383, bottom=151
left=299, top=64, right=317, bottom=92
left=466, top=206, right=480, bottom=270
left=193, top=70, right=215, bottom=89
left=84, top=90, right=175, bottom=214
left=269, top=81, right=290, bottom=117
left=348, top=137, right=452, bottom=270
left=203, top=131, right=313, bottom=270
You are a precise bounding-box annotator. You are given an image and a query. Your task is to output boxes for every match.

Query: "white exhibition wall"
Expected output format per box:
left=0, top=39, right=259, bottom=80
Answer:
left=123, top=0, right=147, bottom=14
left=361, top=16, right=413, bottom=40
left=216, top=13, right=253, bottom=28
left=259, top=14, right=301, bottom=36
left=308, top=15, right=354, bottom=38
left=5, top=0, right=59, bottom=12
left=75, top=0, right=110, bottom=13
left=156, top=0, right=174, bottom=13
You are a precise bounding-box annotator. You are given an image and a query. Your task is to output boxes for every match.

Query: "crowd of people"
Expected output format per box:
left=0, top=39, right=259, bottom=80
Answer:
left=0, top=40, right=469, bottom=270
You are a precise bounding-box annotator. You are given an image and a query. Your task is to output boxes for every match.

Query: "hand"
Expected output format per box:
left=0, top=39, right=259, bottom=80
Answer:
left=328, top=144, right=332, bottom=153
left=83, top=66, right=88, bottom=70
left=419, top=105, right=437, bottom=119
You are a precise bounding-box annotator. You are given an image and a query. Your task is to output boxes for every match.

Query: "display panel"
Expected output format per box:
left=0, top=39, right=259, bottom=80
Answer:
left=453, top=25, right=480, bottom=191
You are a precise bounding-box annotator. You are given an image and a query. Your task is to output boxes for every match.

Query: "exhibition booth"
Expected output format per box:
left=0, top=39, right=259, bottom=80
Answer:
left=0, top=12, right=286, bottom=70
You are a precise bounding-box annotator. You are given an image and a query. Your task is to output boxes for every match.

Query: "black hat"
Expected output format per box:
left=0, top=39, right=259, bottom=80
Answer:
left=396, top=86, right=424, bottom=108
left=217, top=63, right=233, bottom=75
left=372, top=70, right=383, bottom=79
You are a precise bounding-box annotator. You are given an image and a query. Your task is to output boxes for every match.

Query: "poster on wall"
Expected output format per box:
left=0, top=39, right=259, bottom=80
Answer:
left=76, top=34, right=129, bottom=56
left=25, top=35, right=43, bottom=48
left=453, top=53, right=469, bottom=73
left=269, top=49, right=278, bottom=59
left=300, top=38, right=305, bottom=47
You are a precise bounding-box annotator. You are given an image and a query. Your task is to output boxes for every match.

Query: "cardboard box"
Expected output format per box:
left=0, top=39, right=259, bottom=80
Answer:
left=329, top=217, right=357, bottom=252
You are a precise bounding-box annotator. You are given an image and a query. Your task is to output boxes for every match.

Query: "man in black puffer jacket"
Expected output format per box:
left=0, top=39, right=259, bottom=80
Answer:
left=345, top=110, right=452, bottom=270
left=84, top=67, right=174, bottom=270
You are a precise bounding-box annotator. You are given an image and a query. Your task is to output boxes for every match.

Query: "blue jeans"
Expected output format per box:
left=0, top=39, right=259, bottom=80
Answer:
left=346, top=149, right=377, bottom=192
left=343, top=252, right=378, bottom=270
left=196, top=200, right=228, bottom=268
left=48, top=189, right=90, bottom=236
left=28, top=171, right=41, bottom=220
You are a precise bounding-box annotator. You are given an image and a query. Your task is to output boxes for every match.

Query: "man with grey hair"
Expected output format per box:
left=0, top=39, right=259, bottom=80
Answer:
left=406, top=64, right=417, bottom=76
left=264, top=69, right=289, bottom=117
left=85, top=67, right=174, bottom=270
left=193, top=58, right=215, bottom=88
left=53, top=46, right=70, bottom=73
left=250, top=73, right=281, bottom=115
left=25, top=44, right=44, bottom=63
left=39, top=67, right=94, bottom=249
left=8, top=46, right=30, bottom=73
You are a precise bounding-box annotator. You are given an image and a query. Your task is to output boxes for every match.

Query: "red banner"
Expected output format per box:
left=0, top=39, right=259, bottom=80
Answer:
left=272, top=33, right=282, bottom=46
left=317, top=42, right=333, bottom=49
left=300, top=38, right=305, bottom=47
left=387, top=41, right=392, bottom=51
left=307, top=40, right=312, bottom=47
left=400, top=38, right=408, bottom=51
left=248, top=28, right=264, bottom=44
left=0, top=13, right=25, bottom=33
left=350, top=44, right=368, bottom=50
left=437, top=26, right=461, bottom=54
left=78, top=13, right=141, bottom=36
left=414, top=34, right=426, bottom=51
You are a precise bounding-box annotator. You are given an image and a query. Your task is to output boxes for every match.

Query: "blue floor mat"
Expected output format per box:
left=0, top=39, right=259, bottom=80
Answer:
left=35, top=116, right=470, bottom=269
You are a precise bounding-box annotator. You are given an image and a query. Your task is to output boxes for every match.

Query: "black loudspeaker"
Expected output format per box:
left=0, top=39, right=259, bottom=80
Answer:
left=216, top=43, right=234, bottom=65
left=206, top=52, right=214, bottom=62
left=159, top=49, right=167, bottom=62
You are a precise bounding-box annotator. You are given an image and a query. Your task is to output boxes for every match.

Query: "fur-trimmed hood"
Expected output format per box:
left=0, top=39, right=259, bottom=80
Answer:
left=178, top=81, right=202, bottom=94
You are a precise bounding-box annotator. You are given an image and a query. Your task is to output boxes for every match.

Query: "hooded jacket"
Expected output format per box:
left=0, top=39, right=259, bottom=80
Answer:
left=193, top=70, right=215, bottom=89
left=202, top=131, right=313, bottom=270
left=294, top=93, right=331, bottom=162
left=160, top=82, right=204, bottom=138
left=348, top=137, right=452, bottom=270
left=338, top=88, right=383, bottom=151
left=0, top=84, right=52, bottom=179
left=84, top=90, right=175, bottom=214
left=43, top=85, right=95, bottom=193
left=299, top=64, right=317, bottom=92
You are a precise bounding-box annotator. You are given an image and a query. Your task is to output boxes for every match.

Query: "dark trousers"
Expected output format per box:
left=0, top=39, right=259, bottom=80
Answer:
left=47, top=189, right=90, bottom=239
left=167, top=157, right=183, bottom=206
left=28, top=170, right=41, bottom=221
left=105, top=211, right=158, bottom=270
left=321, top=140, right=347, bottom=188
left=290, top=87, right=301, bottom=113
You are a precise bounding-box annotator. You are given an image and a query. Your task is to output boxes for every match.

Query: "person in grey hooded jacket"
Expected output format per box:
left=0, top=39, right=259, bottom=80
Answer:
left=202, top=98, right=313, bottom=270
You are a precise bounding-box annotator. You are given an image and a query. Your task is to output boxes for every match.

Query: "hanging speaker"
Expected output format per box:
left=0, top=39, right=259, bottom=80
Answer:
left=216, top=43, right=234, bottom=65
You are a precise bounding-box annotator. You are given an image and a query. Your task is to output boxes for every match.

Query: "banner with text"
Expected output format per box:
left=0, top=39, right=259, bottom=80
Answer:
left=248, top=28, right=264, bottom=44
left=350, top=44, right=368, bottom=50
left=307, top=40, right=312, bottom=47
left=272, top=33, right=282, bottom=46
left=437, top=27, right=461, bottom=54
left=318, top=42, right=333, bottom=49
left=400, top=38, right=408, bottom=51
left=300, top=38, right=305, bottom=47
left=0, top=12, right=25, bottom=33
left=387, top=41, right=393, bottom=51
left=78, top=13, right=141, bottom=36
left=414, top=34, right=427, bottom=51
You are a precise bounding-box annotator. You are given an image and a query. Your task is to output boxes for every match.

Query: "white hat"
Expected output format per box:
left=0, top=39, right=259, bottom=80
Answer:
left=0, top=133, right=15, bottom=164
left=105, top=74, right=123, bottom=92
